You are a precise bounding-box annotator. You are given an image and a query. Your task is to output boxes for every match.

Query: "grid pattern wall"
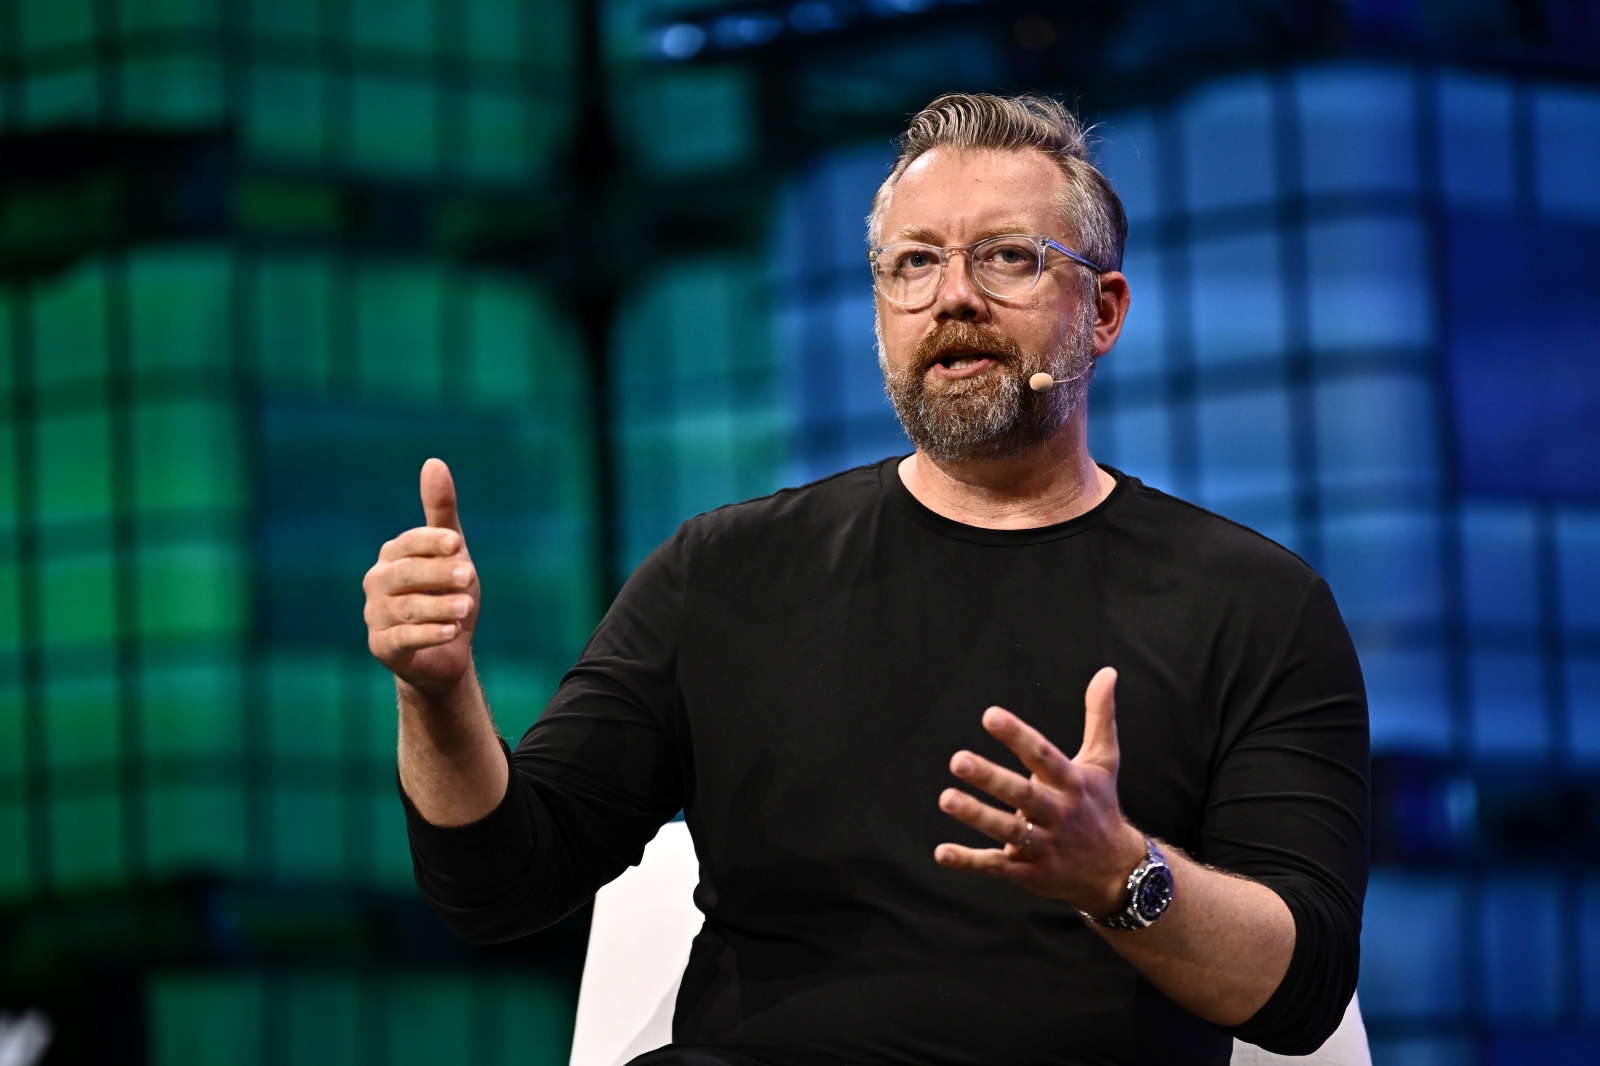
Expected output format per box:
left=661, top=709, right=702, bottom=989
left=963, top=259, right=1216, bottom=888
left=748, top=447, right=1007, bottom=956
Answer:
left=0, top=246, right=596, bottom=903
left=147, top=968, right=574, bottom=1066
left=775, top=63, right=1600, bottom=764
left=614, top=253, right=786, bottom=574
left=772, top=143, right=906, bottom=487
left=1361, top=872, right=1600, bottom=1057
left=1088, top=65, right=1600, bottom=766
left=772, top=62, right=1600, bottom=1062
left=0, top=0, right=575, bottom=184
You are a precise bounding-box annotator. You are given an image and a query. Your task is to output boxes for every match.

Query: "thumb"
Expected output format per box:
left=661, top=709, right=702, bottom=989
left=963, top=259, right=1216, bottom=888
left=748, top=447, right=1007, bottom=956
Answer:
left=420, top=458, right=464, bottom=537
left=1074, top=666, right=1120, bottom=774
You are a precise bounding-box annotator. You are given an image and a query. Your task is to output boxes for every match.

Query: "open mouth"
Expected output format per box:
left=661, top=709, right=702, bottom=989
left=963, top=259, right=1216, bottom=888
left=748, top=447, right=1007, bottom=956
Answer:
left=930, top=350, right=999, bottom=377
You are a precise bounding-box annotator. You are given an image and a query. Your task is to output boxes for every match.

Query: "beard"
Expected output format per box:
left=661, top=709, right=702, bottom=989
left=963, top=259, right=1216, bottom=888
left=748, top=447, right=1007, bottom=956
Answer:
left=879, top=306, right=1096, bottom=464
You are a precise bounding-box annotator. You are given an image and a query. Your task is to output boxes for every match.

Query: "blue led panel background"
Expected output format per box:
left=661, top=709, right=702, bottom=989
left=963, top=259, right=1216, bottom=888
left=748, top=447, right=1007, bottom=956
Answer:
left=767, top=61, right=1600, bottom=1064
left=4, top=0, right=1600, bottom=1059
left=1449, top=217, right=1600, bottom=501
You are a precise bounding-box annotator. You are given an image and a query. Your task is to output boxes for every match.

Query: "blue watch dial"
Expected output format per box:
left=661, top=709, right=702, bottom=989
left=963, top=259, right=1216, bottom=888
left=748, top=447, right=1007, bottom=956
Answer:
left=1133, top=865, right=1174, bottom=921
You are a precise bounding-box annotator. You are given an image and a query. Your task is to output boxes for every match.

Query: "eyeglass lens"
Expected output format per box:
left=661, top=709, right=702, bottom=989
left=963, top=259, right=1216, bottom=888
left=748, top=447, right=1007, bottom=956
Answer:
left=873, top=236, right=1045, bottom=304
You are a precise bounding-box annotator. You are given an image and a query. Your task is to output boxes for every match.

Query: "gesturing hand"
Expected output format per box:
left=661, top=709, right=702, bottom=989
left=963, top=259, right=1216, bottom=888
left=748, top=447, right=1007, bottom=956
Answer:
left=935, top=667, right=1149, bottom=918
left=363, top=458, right=480, bottom=697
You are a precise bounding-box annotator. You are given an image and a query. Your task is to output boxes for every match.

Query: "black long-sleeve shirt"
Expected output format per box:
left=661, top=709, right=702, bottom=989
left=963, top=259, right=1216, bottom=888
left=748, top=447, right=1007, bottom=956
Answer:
left=404, top=460, right=1370, bottom=1065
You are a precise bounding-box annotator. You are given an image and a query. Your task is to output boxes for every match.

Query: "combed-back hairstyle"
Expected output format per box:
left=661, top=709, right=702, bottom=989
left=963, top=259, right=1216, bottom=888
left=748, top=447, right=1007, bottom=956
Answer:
left=868, top=92, right=1128, bottom=275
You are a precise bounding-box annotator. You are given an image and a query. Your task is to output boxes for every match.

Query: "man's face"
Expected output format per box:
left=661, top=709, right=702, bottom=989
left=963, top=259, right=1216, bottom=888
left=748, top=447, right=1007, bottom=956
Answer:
left=874, top=147, right=1113, bottom=463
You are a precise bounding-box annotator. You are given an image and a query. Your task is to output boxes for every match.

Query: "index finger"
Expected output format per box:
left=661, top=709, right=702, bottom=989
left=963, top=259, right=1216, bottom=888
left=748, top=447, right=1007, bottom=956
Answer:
left=981, top=706, right=1076, bottom=790
left=379, top=526, right=462, bottom=562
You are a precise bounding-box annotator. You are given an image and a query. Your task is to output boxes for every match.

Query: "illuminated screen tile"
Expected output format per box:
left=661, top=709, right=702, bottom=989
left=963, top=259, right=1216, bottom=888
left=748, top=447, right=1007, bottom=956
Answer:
left=144, top=783, right=248, bottom=879
left=1448, top=215, right=1600, bottom=499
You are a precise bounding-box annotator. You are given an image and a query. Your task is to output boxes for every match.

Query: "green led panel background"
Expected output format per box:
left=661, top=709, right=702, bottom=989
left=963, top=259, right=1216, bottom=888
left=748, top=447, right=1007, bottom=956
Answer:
left=7, top=0, right=1597, bottom=1063
left=0, top=0, right=575, bottom=184
left=0, top=246, right=597, bottom=899
left=613, top=253, right=784, bottom=573
left=0, top=1, right=612, bottom=1058
left=146, top=969, right=575, bottom=1066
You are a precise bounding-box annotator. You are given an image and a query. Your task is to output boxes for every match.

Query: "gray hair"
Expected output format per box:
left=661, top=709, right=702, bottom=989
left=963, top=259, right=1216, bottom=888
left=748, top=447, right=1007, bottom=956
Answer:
left=867, top=93, right=1127, bottom=275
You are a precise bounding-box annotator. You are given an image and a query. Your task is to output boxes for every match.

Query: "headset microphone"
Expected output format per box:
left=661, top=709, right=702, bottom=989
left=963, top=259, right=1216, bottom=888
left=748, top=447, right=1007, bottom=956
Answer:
left=1028, top=369, right=1087, bottom=393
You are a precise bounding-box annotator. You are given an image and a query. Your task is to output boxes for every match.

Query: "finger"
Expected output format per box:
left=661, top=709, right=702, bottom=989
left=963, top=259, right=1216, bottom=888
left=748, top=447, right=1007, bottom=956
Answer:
left=947, top=751, right=1049, bottom=821
left=933, top=843, right=1027, bottom=878
left=421, top=458, right=464, bottom=536
left=938, top=787, right=1032, bottom=846
left=370, top=557, right=475, bottom=596
left=372, top=622, right=461, bottom=656
left=372, top=592, right=474, bottom=629
left=378, top=526, right=462, bottom=563
left=981, top=707, right=1077, bottom=789
left=1076, top=667, right=1120, bottom=774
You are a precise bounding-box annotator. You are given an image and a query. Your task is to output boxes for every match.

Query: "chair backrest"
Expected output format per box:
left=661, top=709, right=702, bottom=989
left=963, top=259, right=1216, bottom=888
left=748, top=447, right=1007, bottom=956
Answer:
left=568, top=821, right=1370, bottom=1066
left=1230, top=997, right=1370, bottom=1066
left=570, top=821, right=698, bottom=1066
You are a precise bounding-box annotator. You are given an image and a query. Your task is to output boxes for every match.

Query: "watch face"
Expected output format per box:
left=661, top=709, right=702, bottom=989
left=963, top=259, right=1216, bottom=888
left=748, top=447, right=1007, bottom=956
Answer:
left=1133, top=865, right=1174, bottom=921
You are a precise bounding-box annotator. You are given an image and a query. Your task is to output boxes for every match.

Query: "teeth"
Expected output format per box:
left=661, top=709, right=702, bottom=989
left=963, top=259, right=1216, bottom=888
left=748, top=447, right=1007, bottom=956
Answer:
left=947, top=357, right=979, bottom=369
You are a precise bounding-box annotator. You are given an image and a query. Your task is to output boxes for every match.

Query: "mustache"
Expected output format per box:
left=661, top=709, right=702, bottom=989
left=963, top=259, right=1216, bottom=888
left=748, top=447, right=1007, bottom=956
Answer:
left=911, top=321, right=1025, bottom=373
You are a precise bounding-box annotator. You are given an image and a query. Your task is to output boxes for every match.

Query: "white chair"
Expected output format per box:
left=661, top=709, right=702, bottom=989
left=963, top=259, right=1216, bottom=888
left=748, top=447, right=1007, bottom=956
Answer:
left=570, top=821, right=702, bottom=1066
left=569, top=822, right=1370, bottom=1066
left=1231, top=999, right=1369, bottom=1066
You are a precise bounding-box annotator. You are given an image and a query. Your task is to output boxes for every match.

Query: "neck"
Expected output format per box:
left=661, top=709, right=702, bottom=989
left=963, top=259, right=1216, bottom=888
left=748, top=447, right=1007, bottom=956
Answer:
left=898, top=415, right=1113, bottom=529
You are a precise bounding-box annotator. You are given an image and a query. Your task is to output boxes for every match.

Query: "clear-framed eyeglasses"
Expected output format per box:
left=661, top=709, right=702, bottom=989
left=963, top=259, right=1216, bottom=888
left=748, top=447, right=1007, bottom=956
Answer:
left=868, top=234, right=1105, bottom=307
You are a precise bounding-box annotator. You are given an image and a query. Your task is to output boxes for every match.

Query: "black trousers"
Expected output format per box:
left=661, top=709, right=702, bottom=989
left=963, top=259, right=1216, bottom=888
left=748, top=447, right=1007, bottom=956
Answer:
left=623, top=1048, right=774, bottom=1066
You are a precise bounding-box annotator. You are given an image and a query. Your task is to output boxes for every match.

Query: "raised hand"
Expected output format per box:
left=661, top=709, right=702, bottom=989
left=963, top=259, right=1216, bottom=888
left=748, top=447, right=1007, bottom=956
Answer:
left=934, top=667, right=1149, bottom=917
left=363, top=458, right=481, bottom=696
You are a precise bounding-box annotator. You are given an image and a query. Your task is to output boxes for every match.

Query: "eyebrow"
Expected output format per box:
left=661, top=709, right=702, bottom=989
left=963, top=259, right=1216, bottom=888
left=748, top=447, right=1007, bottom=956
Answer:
left=887, top=222, right=1043, bottom=245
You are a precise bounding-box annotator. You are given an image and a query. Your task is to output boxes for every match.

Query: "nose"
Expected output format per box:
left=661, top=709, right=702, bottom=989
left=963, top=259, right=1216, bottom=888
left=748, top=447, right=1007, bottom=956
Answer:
left=933, top=250, right=989, bottom=323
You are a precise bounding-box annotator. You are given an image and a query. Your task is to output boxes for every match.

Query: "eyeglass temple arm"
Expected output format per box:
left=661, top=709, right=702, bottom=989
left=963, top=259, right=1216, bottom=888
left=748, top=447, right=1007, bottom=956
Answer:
left=1043, top=238, right=1107, bottom=274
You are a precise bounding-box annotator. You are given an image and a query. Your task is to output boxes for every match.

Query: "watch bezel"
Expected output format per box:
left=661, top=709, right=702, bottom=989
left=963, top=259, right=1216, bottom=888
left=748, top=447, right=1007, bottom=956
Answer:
left=1079, top=838, right=1173, bottom=931
left=1131, top=861, right=1174, bottom=922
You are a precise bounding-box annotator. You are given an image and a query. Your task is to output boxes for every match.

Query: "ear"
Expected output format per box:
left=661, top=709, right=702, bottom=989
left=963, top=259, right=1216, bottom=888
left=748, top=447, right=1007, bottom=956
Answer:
left=1091, top=271, right=1130, bottom=358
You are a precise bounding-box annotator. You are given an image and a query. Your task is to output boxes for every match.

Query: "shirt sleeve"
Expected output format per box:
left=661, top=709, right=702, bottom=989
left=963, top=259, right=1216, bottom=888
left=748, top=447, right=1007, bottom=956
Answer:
left=402, top=530, right=690, bottom=944
left=1204, top=576, right=1370, bottom=1054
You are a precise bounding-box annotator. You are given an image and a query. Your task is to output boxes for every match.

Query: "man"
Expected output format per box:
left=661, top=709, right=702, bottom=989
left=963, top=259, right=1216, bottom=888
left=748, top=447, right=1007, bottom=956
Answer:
left=363, top=94, right=1368, bottom=1066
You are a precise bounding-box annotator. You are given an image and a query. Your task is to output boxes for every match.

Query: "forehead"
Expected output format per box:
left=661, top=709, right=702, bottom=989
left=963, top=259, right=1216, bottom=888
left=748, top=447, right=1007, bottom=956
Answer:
left=881, top=146, right=1068, bottom=241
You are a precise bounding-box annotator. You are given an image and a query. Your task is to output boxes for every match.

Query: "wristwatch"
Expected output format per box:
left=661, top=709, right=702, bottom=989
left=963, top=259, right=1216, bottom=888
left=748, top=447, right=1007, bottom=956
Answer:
left=1078, top=838, right=1174, bottom=930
